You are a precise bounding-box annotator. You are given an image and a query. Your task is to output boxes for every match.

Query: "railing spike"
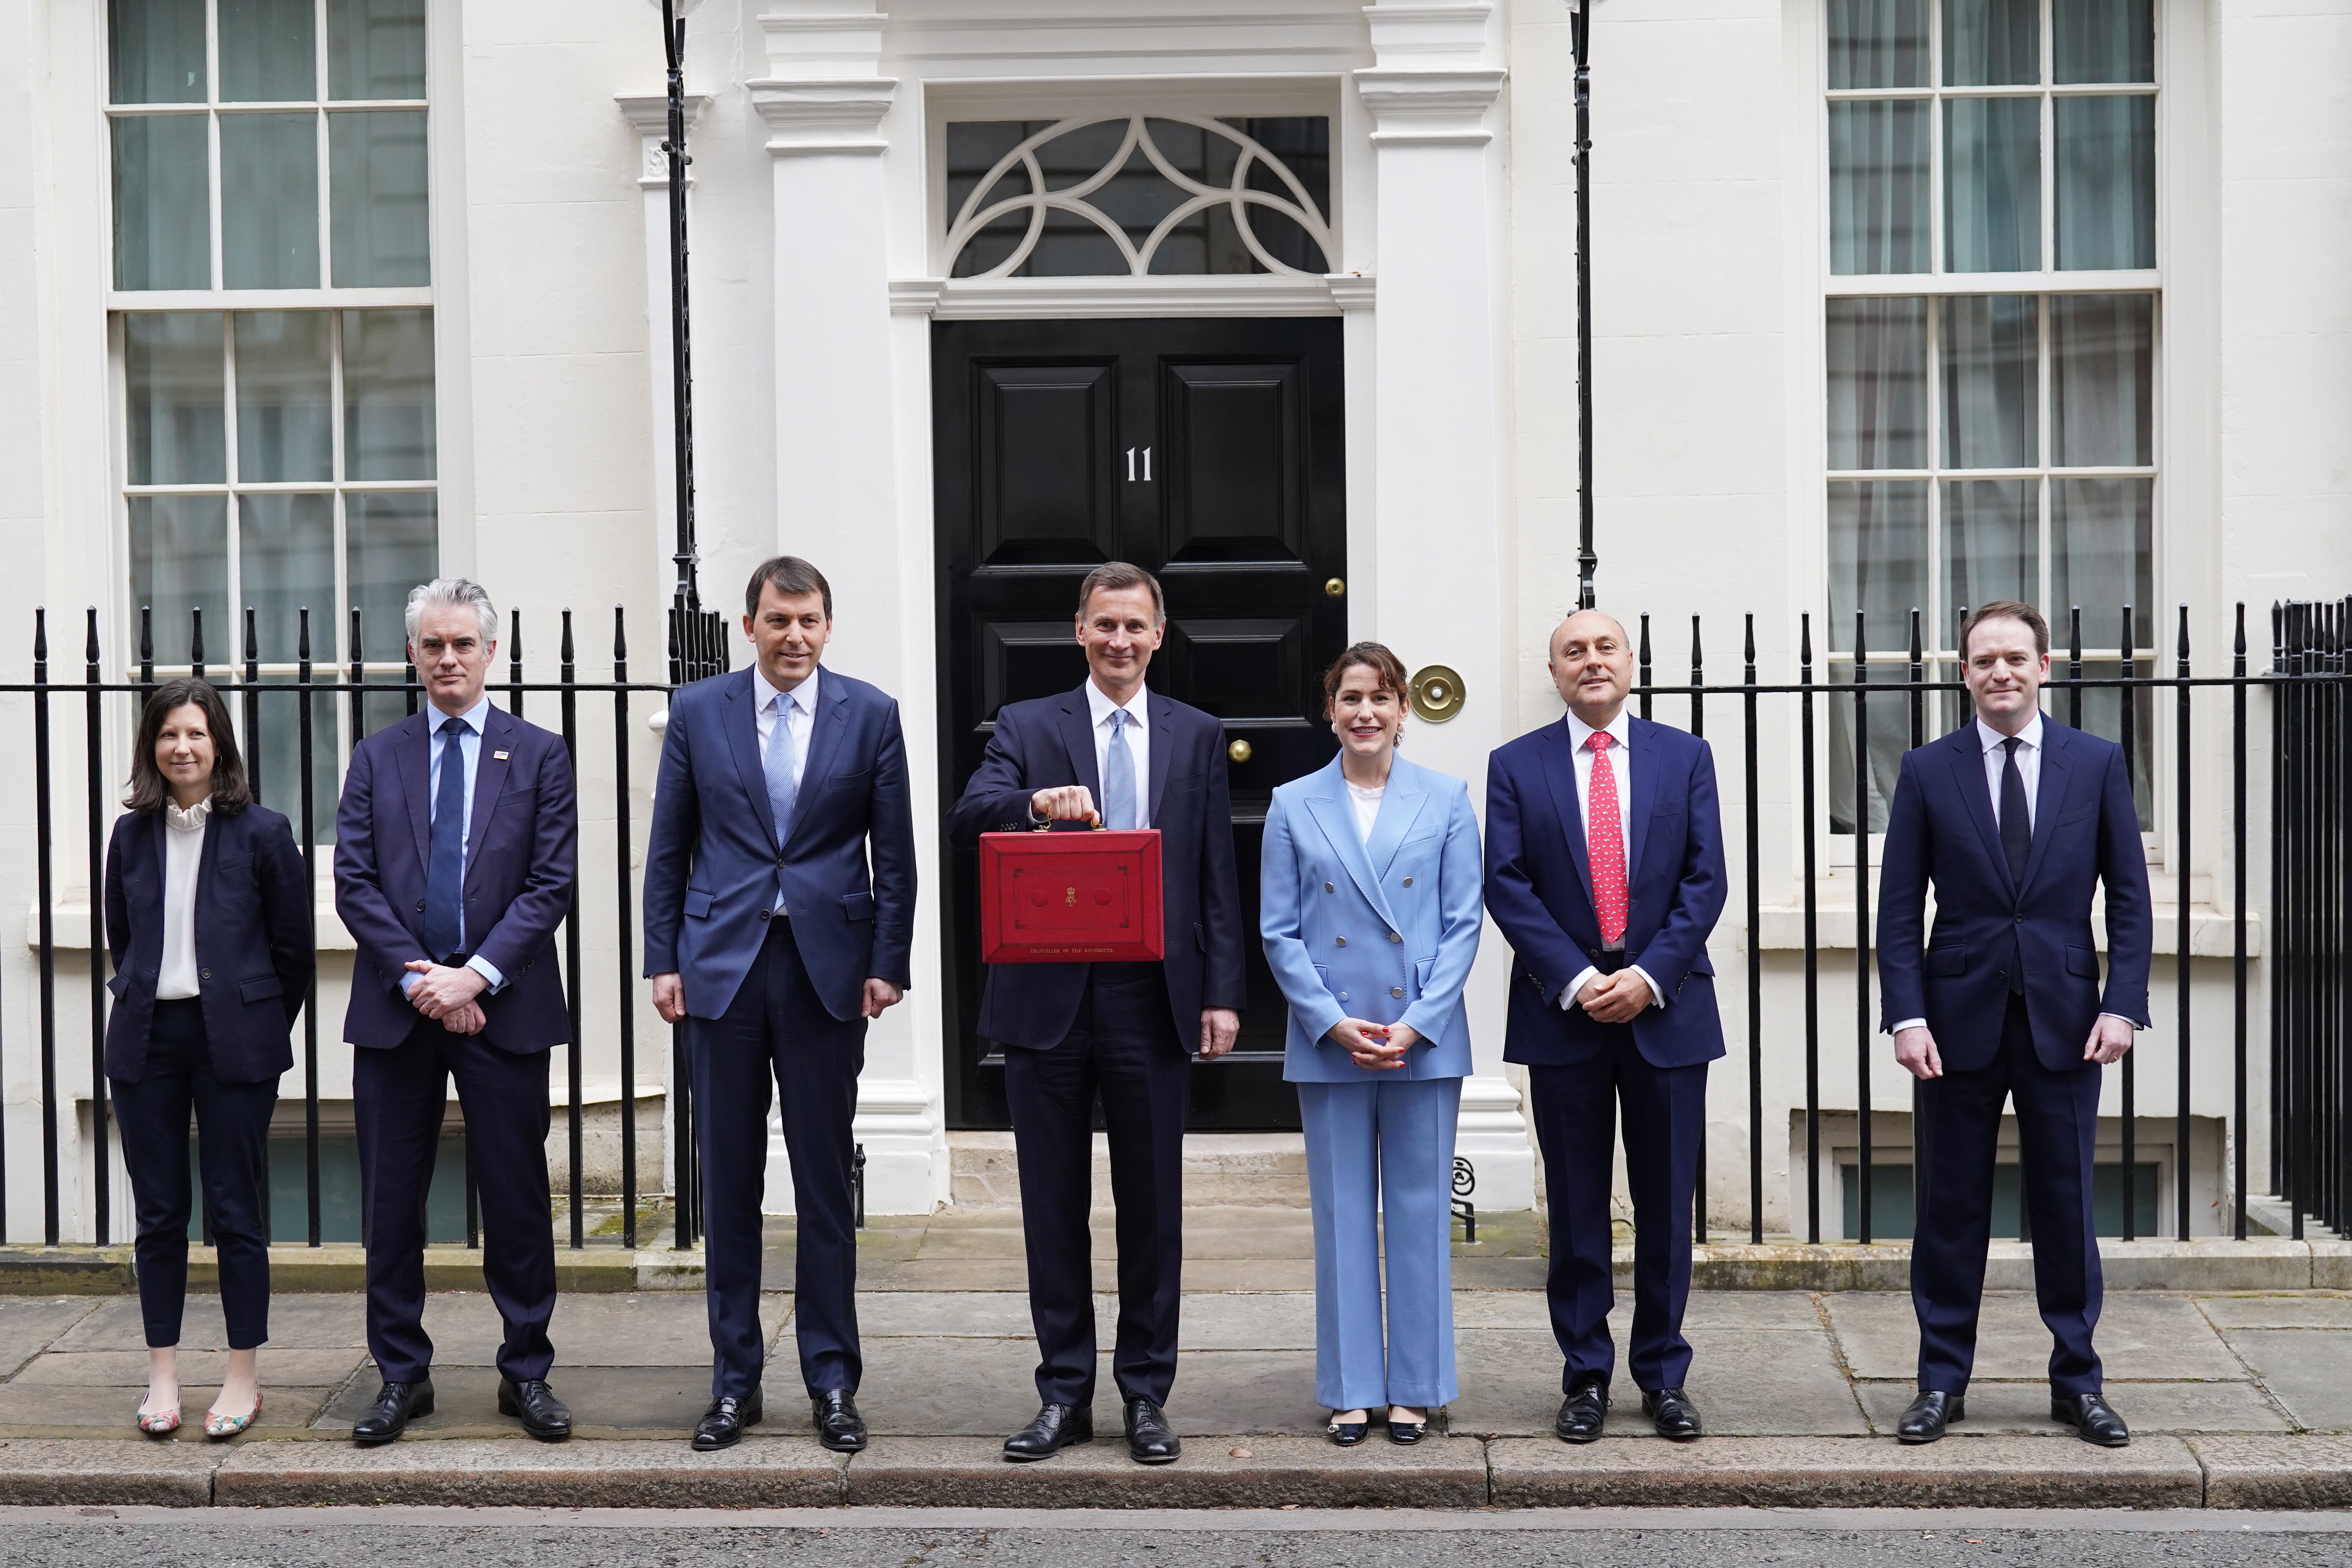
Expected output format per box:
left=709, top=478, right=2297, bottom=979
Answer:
left=84, top=607, right=99, bottom=666
left=297, top=605, right=311, bottom=664
left=33, top=604, right=47, bottom=662
left=1743, top=612, right=1756, bottom=670
left=615, top=604, right=628, bottom=661
left=244, top=605, right=258, bottom=668
left=189, top=607, right=205, bottom=675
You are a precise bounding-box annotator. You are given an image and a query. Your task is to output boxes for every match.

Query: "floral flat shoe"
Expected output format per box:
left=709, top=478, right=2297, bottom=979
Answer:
left=203, top=1392, right=261, bottom=1439
left=136, top=1403, right=181, bottom=1436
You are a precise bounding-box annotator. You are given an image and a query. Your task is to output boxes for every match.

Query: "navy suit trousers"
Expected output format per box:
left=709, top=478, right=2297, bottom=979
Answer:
left=355, top=1021, right=557, bottom=1383
left=1003, top=962, right=1189, bottom=1409
left=112, top=999, right=278, bottom=1350
left=690, top=916, right=866, bottom=1401
left=1528, top=1023, right=1707, bottom=1392
left=1913, top=993, right=2105, bottom=1396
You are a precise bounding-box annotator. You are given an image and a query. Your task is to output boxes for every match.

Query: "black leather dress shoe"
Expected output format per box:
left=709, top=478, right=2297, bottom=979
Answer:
left=1555, top=1376, right=1609, bottom=1443
left=1642, top=1387, right=1703, bottom=1441
left=1896, top=1389, right=1964, bottom=1444
left=1123, top=1397, right=1181, bottom=1465
left=497, top=1377, right=573, bottom=1441
left=811, top=1389, right=867, bottom=1453
left=692, top=1390, right=763, bottom=1452
left=351, top=1377, right=434, bottom=1445
left=1003, top=1402, right=1092, bottom=1461
left=2053, top=1391, right=2131, bottom=1447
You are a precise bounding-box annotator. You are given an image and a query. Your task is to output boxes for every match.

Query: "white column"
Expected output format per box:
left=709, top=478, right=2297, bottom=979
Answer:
left=1356, top=1, right=1532, bottom=1207
left=747, top=4, right=946, bottom=1217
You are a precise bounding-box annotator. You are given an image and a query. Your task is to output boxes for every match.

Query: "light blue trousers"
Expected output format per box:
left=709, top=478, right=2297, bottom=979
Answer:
left=1297, top=1075, right=1462, bottom=1411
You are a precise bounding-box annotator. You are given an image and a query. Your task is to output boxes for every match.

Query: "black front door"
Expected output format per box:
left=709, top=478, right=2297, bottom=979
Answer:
left=933, top=316, right=1348, bottom=1130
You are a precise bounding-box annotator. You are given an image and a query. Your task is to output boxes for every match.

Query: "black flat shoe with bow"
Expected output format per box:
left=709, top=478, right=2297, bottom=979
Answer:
left=1326, top=1410, right=1368, bottom=1446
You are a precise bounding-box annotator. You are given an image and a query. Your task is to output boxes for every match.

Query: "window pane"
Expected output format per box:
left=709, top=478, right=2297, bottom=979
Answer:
left=239, top=492, right=335, bottom=662
left=2050, top=294, right=2153, bottom=466
left=234, top=311, right=332, bottom=481
left=1829, top=677, right=1914, bottom=835
left=128, top=494, right=229, bottom=657
left=219, top=0, right=316, bottom=101
left=2055, top=95, right=2155, bottom=271
left=330, top=110, right=431, bottom=285
left=1828, top=0, right=1927, bottom=89
left=2051, top=477, right=2153, bottom=648
left=125, top=312, right=225, bottom=485
left=2059, top=662, right=2154, bottom=828
left=328, top=0, right=427, bottom=100
left=347, top=490, right=438, bottom=662
left=1945, top=96, right=2041, bottom=272
left=1941, top=294, right=2037, bottom=468
left=110, top=0, right=206, bottom=103
left=251, top=677, right=342, bottom=842
left=220, top=112, right=321, bottom=288
left=342, top=309, right=436, bottom=479
left=1943, top=0, right=2039, bottom=86
left=1827, top=297, right=1927, bottom=469
left=1828, top=100, right=1930, bottom=275
left=1942, top=478, right=2037, bottom=644
left=2055, top=0, right=2154, bottom=84
left=1827, top=479, right=1928, bottom=653
left=111, top=115, right=211, bottom=290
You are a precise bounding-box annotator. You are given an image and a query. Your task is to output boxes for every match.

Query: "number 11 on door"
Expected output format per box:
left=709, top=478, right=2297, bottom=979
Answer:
left=1125, top=446, right=1152, bottom=482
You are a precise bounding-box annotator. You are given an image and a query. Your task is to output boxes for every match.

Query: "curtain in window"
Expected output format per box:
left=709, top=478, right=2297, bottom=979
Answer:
left=1828, top=0, right=1927, bottom=89
left=1942, top=478, right=2036, bottom=644
left=342, top=309, right=436, bottom=479
left=2051, top=294, right=2153, bottom=466
left=2052, top=477, right=2153, bottom=648
left=111, top=0, right=207, bottom=104
left=221, top=113, right=321, bottom=288
left=111, top=116, right=210, bottom=290
left=1829, top=101, right=1930, bottom=274
left=1828, top=297, right=1927, bottom=470
left=1943, top=0, right=2038, bottom=85
left=1827, top=481, right=1924, bottom=835
left=218, top=0, right=315, bottom=101
left=125, top=312, right=225, bottom=485
left=1945, top=96, right=2040, bottom=272
left=2056, top=96, right=2155, bottom=270
left=1941, top=293, right=2037, bottom=468
left=129, top=495, right=229, bottom=656
left=234, top=312, right=333, bottom=483
left=2055, top=0, right=2154, bottom=83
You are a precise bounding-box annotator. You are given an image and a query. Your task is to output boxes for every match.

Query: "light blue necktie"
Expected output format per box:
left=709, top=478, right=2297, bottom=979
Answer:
left=765, top=692, right=798, bottom=907
left=1103, top=708, right=1138, bottom=831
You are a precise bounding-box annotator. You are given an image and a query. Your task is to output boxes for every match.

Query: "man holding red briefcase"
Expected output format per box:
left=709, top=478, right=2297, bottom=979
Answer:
left=946, top=561, right=1247, bottom=1466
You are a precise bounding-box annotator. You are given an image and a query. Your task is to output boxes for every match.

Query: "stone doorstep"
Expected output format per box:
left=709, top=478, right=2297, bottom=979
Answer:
left=4, top=1433, right=2350, bottom=1509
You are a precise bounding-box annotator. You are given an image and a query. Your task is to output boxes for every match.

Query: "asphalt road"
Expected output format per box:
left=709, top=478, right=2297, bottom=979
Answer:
left=7, top=1509, right=2351, bottom=1568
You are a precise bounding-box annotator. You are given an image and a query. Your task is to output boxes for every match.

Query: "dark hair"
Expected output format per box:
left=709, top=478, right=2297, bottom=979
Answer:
left=1077, top=561, right=1165, bottom=625
left=126, top=678, right=250, bottom=814
left=1958, top=599, right=2049, bottom=661
left=745, top=555, right=833, bottom=619
left=1323, top=641, right=1410, bottom=708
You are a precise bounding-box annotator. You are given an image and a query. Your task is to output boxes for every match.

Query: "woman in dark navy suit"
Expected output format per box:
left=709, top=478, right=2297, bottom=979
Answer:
left=104, top=678, right=311, bottom=1437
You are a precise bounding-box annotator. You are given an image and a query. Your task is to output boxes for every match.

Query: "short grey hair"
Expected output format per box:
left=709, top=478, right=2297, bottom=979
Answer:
left=404, top=577, right=499, bottom=647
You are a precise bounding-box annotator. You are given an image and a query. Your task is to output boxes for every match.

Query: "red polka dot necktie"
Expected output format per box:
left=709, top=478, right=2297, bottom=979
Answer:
left=1586, top=731, right=1628, bottom=947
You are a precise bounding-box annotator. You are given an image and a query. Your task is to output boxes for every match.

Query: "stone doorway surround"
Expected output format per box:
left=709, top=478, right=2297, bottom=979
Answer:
left=619, top=0, right=1532, bottom=1218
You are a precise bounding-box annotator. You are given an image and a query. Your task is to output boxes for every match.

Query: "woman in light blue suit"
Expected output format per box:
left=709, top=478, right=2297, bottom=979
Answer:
left=1261, top=642, right=1483, bottom=1446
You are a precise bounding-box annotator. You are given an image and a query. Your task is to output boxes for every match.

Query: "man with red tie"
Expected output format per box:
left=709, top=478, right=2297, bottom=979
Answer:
left=1484, top=610, right=1728, bottom=1444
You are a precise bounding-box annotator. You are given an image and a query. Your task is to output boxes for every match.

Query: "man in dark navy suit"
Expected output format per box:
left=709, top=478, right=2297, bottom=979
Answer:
left=946, top=561, right=1246, bottom=1466
left=644, top=556, right=916, bottom=1454
left=334, top=577, right=577, bottom=1445
left=1878, top=600, right=2152, bottom=1447
left=1485, top=609, right=1726, bottom=1445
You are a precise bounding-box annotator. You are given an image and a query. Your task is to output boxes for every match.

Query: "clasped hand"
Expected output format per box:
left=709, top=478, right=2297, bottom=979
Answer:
left=1575, top=969, right=1651, bottom=1025
left=404, top=960, right=487, bottom=1034
left=1329, top=1018, right=1421, bottom=1070
left=1894, top=1015, right=2135, bottom=1081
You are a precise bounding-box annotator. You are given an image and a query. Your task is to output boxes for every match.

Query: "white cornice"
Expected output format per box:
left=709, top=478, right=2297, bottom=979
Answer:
left=613, top=91, right=710, bottom=135
left=897, top=274, right=1357, bottom=321
left=1353, top=65, right=1506, bottom=146
left=1325, top=274, right=1376, bottom=311
left=1363, top=0, right=1494, bottom=58
left=889, top=278, right=946, bottom=316
left=748, top=77, right=898, bottom=156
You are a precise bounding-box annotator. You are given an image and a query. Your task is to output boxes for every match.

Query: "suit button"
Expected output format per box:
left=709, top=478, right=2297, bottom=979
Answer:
left=1389, top=931, right=1401, bottom=943
left=1325, top=882, right=1334, bottom=892
left=200, top=968, right=211, bottom=981
left=1390, top=986, right=1404, bottom=998
left=1402, top=877, right=1413, bottom=887
left=1339, top=991, right=1349, bottom=1002
left=778, top=857, right=788, bottom=868
left=1336, top=936, right=1347, bottom=947
left=758, top=909, right=771, bottom=922
left=416, top=900, right=426, bottom=913
left=2015, top=913, right=2025, bottom=923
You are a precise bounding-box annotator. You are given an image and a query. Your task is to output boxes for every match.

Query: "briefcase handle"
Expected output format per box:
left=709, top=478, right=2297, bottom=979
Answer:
left=1033, top=815, right=1109, bottom=833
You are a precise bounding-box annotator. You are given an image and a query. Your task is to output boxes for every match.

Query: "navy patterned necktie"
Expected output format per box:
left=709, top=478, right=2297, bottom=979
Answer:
left=423, top=716, right=468, bottom=959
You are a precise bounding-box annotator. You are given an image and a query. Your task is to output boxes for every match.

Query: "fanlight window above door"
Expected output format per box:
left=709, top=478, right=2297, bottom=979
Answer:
left=944, top=116, right=1333, bottom=279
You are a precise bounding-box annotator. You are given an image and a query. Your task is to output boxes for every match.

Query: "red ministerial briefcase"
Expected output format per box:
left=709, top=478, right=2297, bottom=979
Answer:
left=976, top=826, right=1165, bottom=964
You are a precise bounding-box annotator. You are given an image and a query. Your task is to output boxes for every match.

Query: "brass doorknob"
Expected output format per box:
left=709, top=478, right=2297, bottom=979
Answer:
left=1323, top=577, right=1346, bottom=598
left=1228, top=739, right=1254, bottom=764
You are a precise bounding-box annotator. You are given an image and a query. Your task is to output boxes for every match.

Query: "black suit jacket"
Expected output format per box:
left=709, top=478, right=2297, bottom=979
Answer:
left=946, top=682, right=1247, bottom=1050
left=103, top=803, right=313, bottom=1084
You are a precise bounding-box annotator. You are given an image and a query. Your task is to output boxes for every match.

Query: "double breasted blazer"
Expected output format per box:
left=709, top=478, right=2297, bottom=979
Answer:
left=103, top=802, right=312, bottom=1084
left=641, top=664, right=917, bottom=1023
left=1484, top=714, right=1728, bottom=1070
left=332, top=702, right=577, bottom=1052
left=1259, top=753, right=1483, bottom=1082
left=1876, top=717, right=2153, bottom=1073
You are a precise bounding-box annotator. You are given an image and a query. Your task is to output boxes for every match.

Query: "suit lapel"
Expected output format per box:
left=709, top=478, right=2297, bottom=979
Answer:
left=1301, top=761, right=1402, bottom=931
left=1537, top=721, right=1597, bottom=909
left=1057, top=685, right=1104, bottom=806
left=1146, top=690, right=1174, bottom=827
left=1626, top=717, right=1655, bottom=883
left=397, top=713, right=433, bottom=873
left=1365, top=771, right=1429, bottom=882
left=785, top=671, right=849, bottom=846
left=464, top=706, right=515, bottom=872
left=722, top=670, right=780, bottom=850
left=1945, top=726, right=2014, bottom=897
left=2017, top=720, right=2076, bottom=897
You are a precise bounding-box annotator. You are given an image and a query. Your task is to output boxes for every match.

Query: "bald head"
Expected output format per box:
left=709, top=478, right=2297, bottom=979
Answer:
left=1548, top=608, right=1635, bottom=727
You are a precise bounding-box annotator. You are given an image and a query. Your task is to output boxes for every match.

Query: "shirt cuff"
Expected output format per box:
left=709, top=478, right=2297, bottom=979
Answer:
left=1626, top=965, right=1664, bottom=1010
left=1559, top=965, right=1599, bottom=1010
left=468, top=954, right=506, bottom=994
left=2099, top=1012, right=2140, bottom=1031
left=400, top=971, right=421, bottom=997
left=1891, top=1017, right=1927, bottom=1035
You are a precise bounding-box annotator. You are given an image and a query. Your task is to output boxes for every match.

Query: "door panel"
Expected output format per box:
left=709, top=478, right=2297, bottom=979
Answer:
left=935, top=316, right=1347, bottom=1130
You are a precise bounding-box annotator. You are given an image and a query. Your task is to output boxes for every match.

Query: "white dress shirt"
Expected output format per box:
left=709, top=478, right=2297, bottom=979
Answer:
left=1083, top=679, right=1153, bottom=828
left=753, top=662, right=821, bottom=799
left=1890, top=710, right=2134, bottom=1037
left=402, top=694, right=505, bottom=996
left=1345, top=779, right=1385, bottom=842
left=1559, top=708, right=1662, bottom=1014
left=155, top=797, right=210, bottom=1000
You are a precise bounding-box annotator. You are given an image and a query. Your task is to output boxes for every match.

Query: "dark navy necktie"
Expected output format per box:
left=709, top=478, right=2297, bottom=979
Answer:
left=1999, top=735, right=2032, bottom=886
left=423, top=716, right=468, bottom=960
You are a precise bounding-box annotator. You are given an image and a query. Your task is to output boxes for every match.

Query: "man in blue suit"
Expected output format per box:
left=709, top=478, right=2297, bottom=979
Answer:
left=945, top=561, right=1247, bottom=1466
left=644, top=555, right=916, bottom=1454
left=1485, top=609, right=1726, bottom=1444
left=1877, top=600, right=2151, bottom=1447
left=334, top=578, right=577, bottom=1445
